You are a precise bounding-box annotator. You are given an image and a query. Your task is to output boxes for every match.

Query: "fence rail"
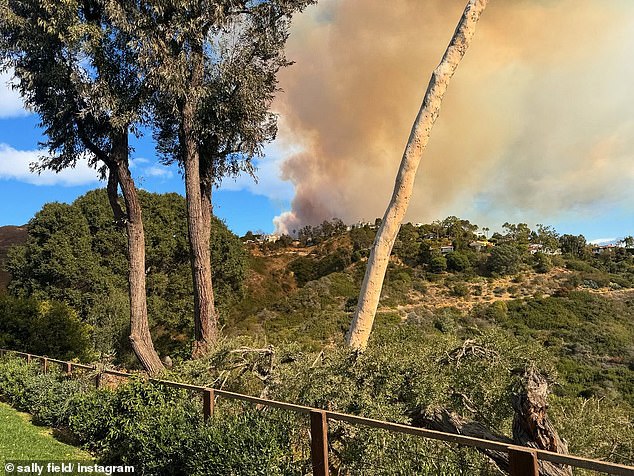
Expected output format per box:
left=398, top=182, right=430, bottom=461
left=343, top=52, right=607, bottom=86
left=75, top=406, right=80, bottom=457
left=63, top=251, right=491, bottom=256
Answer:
left=1, top=348, right=633, bottom=476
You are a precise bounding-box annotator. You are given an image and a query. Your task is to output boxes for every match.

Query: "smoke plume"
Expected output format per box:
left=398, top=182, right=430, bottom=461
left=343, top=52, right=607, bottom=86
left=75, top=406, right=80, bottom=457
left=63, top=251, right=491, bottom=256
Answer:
left=272, top=0, right=634, bottom=234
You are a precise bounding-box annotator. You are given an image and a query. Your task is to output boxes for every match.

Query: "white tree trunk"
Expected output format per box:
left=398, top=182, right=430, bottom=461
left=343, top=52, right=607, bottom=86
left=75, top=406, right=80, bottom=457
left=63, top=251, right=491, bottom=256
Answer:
left=347, top=0, right=489, bottom=350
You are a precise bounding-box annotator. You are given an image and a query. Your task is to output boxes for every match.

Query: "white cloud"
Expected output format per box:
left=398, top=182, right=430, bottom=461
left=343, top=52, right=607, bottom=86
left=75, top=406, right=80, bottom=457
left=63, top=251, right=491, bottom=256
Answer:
left=0, top=70, right=30, bottom=119
left=0, top=143, right=101, bottom=186
left=217, top=143, right=295, bottom=204
left=129, top=157, right=150, bottom=168
left=144, top=165, right=174, bottom=178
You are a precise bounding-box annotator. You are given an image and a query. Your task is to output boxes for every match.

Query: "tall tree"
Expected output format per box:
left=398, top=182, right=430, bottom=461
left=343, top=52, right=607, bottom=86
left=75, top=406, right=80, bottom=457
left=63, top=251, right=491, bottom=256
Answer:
left=0, top=0, right=164, bottom=373
left=347, top=0, right=489, bottom=351
left=108, top=0, right=315, bottom=357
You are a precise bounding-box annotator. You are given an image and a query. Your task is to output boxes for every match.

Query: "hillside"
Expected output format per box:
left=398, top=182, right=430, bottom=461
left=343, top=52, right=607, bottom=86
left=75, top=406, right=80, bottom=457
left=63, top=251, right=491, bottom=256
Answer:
left=1, top=205, right=633, bottom=472
left=227, top=231, right=634, bottom=407
left=0, top=225, right=27, bottom=292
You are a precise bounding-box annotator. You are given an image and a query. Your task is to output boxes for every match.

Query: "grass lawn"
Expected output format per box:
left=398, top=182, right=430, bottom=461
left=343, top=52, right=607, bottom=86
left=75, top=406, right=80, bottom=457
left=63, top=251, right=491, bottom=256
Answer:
left=0, top=401, right=93, bottom=463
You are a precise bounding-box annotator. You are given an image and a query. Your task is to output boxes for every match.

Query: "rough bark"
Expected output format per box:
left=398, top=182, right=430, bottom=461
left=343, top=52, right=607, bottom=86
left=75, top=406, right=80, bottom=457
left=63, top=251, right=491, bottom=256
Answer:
left=409, top=369, right=572, bottom=476
left=110, top=131, right=164, bottom=375
left=511, top=368, right=571, bottom=475
left=181, top=85, right=219, bottom=358
left=347, top=0, right=489, bottom=350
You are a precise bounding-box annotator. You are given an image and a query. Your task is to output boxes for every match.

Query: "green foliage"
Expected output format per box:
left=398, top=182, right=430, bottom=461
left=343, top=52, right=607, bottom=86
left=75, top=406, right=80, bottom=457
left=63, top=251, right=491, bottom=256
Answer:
left=485, top=243, right=523, bottom=276
left=475, top=292, right=634, bottom=404
left=288, top=249, right=352, bottom=287
left=0, top=296, right=91, bottom=361
left=531, top=224, right=560, bottom=252
left=532, top=252, right=553, bottom=274
left=430, top=254, right=447, bottom=273
left=393, top=223, right=421, bottom=266
left=2, top=322, right=633, bottom=473
left=0, top=357, right=88, bottom=426
left=350, top=226, right=375, bottom=258
left=549, top=395, right=634, bottom=466
left=559, top=234, right=588, bottom=258
left=0, top=358, right=303, bottom=475
left=7, top=190, right=246, bottom=359
left=446, top=251, right=471, bottom=272
left=501, top=222, right=531, bottom=245
left=451, top=282, right=470, bottom=298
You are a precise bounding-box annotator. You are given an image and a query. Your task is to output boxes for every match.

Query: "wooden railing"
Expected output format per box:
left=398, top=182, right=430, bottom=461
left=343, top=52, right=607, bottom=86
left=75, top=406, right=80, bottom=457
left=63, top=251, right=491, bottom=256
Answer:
left=1, top=348, right=633, bottom=476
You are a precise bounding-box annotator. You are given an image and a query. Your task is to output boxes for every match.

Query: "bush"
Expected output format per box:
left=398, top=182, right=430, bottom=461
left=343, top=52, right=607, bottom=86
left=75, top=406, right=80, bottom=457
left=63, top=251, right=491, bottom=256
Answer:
left=429, top=255, right=447, bottom=273
left=485, top=244, right=523, bottom=276
left=446, top=251, right=471, bottom=272
left=0, top=296, right=92, bottom=361
left=451, top=283, right=470, bottom=298
left=532, top=252, right=553, bottom=274
left=1, top=322, right=633, bottom=473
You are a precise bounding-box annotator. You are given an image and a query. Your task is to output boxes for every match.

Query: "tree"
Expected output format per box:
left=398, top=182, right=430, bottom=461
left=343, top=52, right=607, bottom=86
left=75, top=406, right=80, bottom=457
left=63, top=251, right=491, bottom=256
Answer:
left=559, top=234, right=587, bottom=258
left=0, top=0, right=164, bottom=373
left=0, top=295, right=91, bottom=361
left=346, top=0, right=489, bottom=350
left=446, top=251, right=471, bottom=273
left=430, top=254, right=448, bottom=274
left=486, top=243, right=523, bottom=276
left=108, top=0, right=315, bottom=357
left=441, top=216, right=478, bottom=250
left=621, top=236, right=634, bottom=248
left=393, top=223, right=421, bottom=266
left=502, top=222, right=532, bottom=245
left=531, top=224, right=560, bottom=253
left=7, top=190, right=247, bottom=360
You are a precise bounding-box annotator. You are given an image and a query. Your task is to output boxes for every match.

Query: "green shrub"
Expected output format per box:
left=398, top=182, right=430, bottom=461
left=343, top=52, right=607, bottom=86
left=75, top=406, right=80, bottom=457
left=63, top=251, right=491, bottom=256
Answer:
left=1, top=322, right=632, bottom=473
left=446, top=251, right=471, bottom=272
left=430, top=255, right=447, bottom=273
left=532, top=252, right=553, bottom=274
left=451, top=283, right=470, bottom=298
left=485, top=244, right=523, bottom=276
left=0, top=296, right=92, bottom=361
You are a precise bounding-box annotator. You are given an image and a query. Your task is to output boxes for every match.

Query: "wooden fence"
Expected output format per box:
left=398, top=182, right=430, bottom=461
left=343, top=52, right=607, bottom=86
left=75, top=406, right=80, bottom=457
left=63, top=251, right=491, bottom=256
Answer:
left=1, top=348, right=633, bottom=476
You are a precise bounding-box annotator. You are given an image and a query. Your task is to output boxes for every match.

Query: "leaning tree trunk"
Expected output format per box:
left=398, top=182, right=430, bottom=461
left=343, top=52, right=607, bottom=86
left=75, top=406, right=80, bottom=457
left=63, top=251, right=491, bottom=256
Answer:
left=109, top=131, right=164, bottom=375
left=181, top=97, right=219, bottom=359
left=347, top=0, right=489, bottom=350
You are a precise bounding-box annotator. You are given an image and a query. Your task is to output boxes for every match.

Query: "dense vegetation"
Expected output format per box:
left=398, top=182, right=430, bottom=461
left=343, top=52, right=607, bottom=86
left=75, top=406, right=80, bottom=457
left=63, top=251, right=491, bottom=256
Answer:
left=1, top=332, right=632, bottom=475
left=2, top=201, right=634, bottom=471
left=3, top=190, right=247, bottom=363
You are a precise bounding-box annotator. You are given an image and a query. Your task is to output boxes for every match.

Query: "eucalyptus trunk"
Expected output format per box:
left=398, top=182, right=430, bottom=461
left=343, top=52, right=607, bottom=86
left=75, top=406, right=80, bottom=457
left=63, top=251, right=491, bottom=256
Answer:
left=347, top=0, right=489, bottom=350
left=110, top=131, right=164, bottom=374
left=181, top=97, right=219, bottom=359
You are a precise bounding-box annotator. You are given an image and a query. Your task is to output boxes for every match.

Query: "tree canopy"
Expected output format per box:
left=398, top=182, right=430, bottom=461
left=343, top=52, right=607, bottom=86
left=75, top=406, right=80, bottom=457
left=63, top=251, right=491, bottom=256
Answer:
left=7, top=190, right=247, bottom=360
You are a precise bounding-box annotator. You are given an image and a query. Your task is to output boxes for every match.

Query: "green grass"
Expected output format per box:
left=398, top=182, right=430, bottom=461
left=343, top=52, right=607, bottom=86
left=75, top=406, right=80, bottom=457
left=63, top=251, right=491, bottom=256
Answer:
left=0, top=402, right=93, bottom=462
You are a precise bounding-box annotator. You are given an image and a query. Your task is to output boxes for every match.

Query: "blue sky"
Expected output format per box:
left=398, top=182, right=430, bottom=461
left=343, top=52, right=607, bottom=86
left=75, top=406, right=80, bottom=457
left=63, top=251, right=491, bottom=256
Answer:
left=2, top=1, right=634, bottom=243
left=0, top=83, right=293, bottom=236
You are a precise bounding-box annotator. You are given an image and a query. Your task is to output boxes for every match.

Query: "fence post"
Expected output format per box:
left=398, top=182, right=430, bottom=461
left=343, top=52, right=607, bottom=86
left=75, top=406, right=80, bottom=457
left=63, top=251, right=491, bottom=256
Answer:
left=26, top=354, right=31, bottom=364
left=508, top=446, right=539, bottom=476
left=203, top=389, right=215, bottom=422
left=310, top=410, right=329, bottom=476
left=65, top=362, right=72, bottom=375
left=43, top=358, right=48, bottom=374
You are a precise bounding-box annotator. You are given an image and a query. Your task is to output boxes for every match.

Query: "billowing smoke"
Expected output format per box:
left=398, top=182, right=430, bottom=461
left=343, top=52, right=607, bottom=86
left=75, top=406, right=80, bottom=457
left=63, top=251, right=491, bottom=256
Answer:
left=272, top=0, right=634, bottom=234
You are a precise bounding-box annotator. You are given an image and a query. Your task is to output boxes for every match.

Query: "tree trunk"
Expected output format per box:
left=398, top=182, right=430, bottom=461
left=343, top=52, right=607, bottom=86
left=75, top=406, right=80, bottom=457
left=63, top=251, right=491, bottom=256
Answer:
left=409, top=368, right=572, bottom=476
left=347, top=0, right=489, bottom=350
left=110, top=131, right=164, bottom=375
left=181, top=97, right=219, bottom=359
